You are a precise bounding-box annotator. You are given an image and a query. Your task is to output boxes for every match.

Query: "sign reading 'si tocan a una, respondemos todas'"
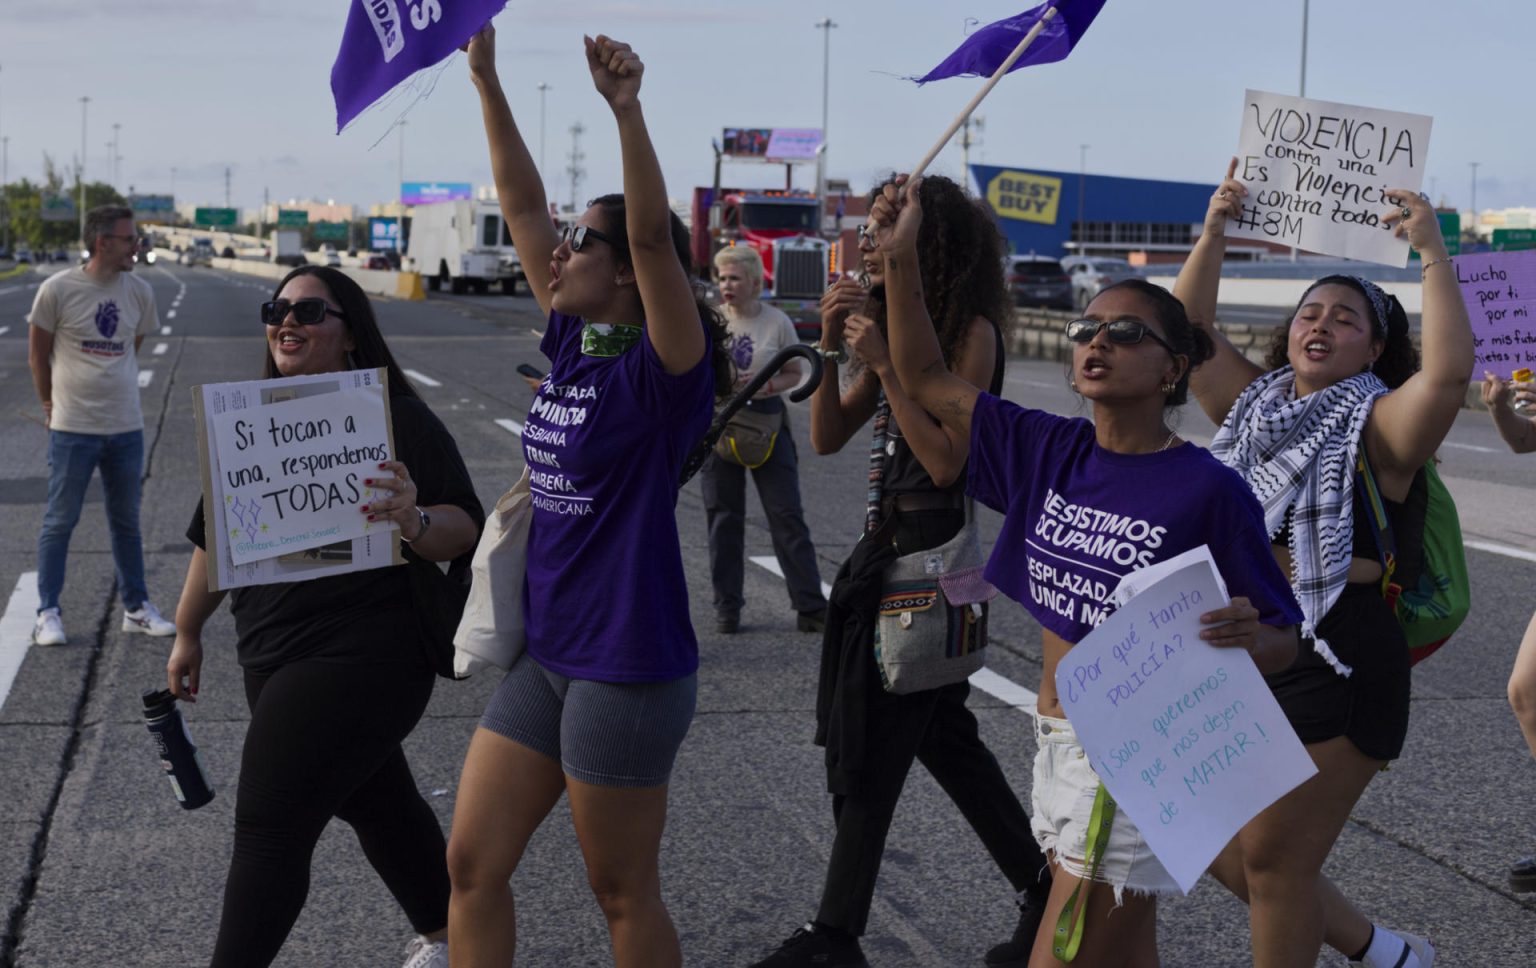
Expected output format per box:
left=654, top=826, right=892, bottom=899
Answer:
left=193, top=368, right=402, bottom=591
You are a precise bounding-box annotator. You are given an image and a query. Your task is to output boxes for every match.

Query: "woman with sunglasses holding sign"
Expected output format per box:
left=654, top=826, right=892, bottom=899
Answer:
left=449, top=27, right=730, bottom=968
left=165, top=265, right=484, bottom=968
left=1171, top=163, right=1469, bottom=968
left=875, top=176, right=1302, bottom=968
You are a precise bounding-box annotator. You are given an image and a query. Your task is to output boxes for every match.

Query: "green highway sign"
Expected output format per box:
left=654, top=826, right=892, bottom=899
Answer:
left=1493, top=228, right=1536, bottom=252
left=194, top=207, right=239, bottom=228
left=312, top=221, right=349, bottom=242
left=1411, top=211, right=1461, bottom=259
left=277, top=209, right=308, bottom=228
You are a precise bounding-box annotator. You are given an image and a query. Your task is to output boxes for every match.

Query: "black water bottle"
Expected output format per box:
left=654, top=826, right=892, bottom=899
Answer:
left=142, top=689, right=215, bottom=810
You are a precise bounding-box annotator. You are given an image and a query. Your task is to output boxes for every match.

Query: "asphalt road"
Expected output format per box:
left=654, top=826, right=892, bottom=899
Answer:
left=0, top=263, right=1532, bottom=967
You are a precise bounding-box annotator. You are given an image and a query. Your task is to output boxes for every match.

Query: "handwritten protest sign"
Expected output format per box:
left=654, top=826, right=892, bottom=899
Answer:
left=194, top=369, right=401, bottom=589
left=1054, top=551, right=1316, bottom=893
left=1229, top=89, right=1432, bottom=267
left=1453, top=251, right=1536, bottom=380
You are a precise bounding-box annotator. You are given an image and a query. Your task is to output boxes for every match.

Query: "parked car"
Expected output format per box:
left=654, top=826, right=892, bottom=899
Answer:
left=323, top=249, right=343, bottom=268
left=16, top=246, right=33, bottom=264
left=51, top=249, right=68, bottom=263
left=364, top=254, right=391, bottom=270
left=1005, top=255, right=1073, bottom=310
left=1059, top=256, right=1139, bottom=310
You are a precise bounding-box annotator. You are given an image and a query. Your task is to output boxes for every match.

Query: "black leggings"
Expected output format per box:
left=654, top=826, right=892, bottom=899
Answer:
left=209, top=659, right=447, bottom=968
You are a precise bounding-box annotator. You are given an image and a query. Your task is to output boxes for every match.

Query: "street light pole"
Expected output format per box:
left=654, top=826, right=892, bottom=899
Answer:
left=1077, top=144, right=1088, bottom=253
left=396, top=120, right=408, bottom=254
left=79, top=96, right=89, bottom=250
left=536, top=82, right=550, bottom=181
left=1469, top=161, right=1480, bottom=240
left=814, top=18, right=837, bottom=234
left=112, top=122, right=121, bottom=189
left=2, top=136, right=9, bottom=254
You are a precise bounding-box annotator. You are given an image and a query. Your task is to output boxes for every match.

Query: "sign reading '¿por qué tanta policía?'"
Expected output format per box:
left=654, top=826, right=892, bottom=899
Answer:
left=207, top=372, right=395, bottom=567
left=1228, top=89, right=1432, bottom=268
left=1054, top=551, right=1316, bottom=893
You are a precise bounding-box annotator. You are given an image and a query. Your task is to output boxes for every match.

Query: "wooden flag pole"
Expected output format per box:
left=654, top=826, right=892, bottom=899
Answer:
left=909, top=5, right=1059, bottom=180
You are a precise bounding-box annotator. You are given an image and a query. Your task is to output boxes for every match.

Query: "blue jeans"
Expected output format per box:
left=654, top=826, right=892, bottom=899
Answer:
left=37, top=429, right=148, bottom=613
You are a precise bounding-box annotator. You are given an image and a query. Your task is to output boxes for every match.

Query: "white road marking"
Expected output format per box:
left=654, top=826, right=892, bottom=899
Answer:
left=1442, top=441, right=1499, bottom=454
left=0, top=574, right=41, bottom=713
left=1465, top=539, right=1536, bottom=564
left=0, top=327, right=9, bottom=336
left=747, top=555, right=1039, bottom=708
left=160, top=326, right=172, bottom=335
left=166, top=310, right=177, bottom=319
left=495, top=418, right=523, bottom=435
left=403, top=368, right=442, bottom=388
left=138, top=370, right=154, bottom=388
left=152, top=342, right=169, bottom=356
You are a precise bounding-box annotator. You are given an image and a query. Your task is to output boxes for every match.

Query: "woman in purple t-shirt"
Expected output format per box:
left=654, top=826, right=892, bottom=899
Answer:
left=448, top=28, right=729, bottom=968
left=876, top=176, right=1303, bottom=967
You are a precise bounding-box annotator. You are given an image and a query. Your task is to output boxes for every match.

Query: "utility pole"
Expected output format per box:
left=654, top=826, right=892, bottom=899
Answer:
left=536, top=82, right=550, bottom=180
left=79, top=96, right=90, bottom=249
left=814, top=18, right=836, bottom=231
left=1077, top=144, right=1089, bottom=252
left=565, top=122, right=586, bottom=214
left=959, top=116, right=984, bottom=187
left=112, top=122, right=121, bottom=189
left=1469, top=161, right=1480, bottom=240
left=224, top=166, right=231, bottom=208
left=2, top=136, right=9, bottom=254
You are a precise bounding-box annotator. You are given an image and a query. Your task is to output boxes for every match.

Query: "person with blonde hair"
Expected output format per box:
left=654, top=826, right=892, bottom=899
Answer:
left=703, top=244, right=826, bottom=634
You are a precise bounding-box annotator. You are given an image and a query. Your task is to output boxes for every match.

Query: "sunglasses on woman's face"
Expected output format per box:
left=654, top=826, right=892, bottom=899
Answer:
left=559, top=223, right=623, bottom=253
left=260, top=298, right=348, bottom=326
left=1064, top=318, right=1176, bottom=353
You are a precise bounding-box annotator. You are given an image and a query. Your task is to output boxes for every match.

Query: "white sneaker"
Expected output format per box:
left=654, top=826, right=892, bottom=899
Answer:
left=33, top=608, right=67, bottom=647
left=122, top=601, right=176, bottom=637
left=1349, top=930, right=1435, bottom=968
left=401, top=935, right=448, bottom=968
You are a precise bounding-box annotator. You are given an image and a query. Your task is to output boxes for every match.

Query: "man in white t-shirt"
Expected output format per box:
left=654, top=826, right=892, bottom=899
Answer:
left=27, top=205, right=176, bottom=645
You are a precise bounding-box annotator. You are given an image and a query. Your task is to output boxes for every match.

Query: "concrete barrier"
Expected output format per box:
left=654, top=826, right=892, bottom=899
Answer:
left=1144, top=275, right=1424, bottom=313
left=200, top=254, right=412, bottom=300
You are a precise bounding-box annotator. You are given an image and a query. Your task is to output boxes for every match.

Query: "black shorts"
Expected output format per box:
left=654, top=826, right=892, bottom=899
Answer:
left=1265, top=583, right=1411, bottom=761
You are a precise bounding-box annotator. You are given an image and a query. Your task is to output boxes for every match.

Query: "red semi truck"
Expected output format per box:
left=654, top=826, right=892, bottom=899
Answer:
left=690, top=187, right=832, bottom=337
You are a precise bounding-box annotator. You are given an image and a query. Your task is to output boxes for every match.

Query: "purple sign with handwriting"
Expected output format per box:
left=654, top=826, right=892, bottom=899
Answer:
left=331, top=0, right=507, bottom=133
left=1456, top=250, right=1536, bottom=380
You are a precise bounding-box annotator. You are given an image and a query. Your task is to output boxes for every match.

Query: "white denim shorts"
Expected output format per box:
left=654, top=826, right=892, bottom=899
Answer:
left=1030, top=715, right=1180, bottom=900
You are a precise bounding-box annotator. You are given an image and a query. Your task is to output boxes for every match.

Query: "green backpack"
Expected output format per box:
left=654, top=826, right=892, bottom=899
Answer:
left=1354, top=455, right=1471, bottom=664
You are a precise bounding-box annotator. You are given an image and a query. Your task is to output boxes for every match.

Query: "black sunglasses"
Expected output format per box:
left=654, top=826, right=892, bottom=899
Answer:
left=1065, top=318, right=1177, bottom=354
left=261, top=298, right=348, bottom=327
left=560, top=223, right=624, bottom=253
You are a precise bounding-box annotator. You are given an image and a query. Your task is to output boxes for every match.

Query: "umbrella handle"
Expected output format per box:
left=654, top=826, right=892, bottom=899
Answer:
left=677, top=343, right=825, bottom=487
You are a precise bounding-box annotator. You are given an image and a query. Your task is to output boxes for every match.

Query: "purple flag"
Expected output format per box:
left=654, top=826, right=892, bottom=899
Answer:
left=910, top=0, right=1107, bottom=84
left=330, top=0, right=507, bottom=133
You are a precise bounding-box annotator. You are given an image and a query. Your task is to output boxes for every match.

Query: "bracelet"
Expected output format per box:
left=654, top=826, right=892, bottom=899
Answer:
left=1421, top=256, right=1454, bottom=278
left=816, top=345, right=848, bottom=365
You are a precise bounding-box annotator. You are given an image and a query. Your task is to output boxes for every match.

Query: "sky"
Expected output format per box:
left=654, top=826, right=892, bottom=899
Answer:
left=2, top=1, right=1533, bottom=216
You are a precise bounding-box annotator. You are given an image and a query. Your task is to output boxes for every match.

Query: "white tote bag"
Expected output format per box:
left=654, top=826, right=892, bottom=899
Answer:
left=452, top=467, right=532, bottom=676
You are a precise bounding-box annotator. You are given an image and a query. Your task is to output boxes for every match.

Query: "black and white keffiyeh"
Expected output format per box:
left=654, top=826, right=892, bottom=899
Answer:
left=1209, top=366, right=1388, bottom=675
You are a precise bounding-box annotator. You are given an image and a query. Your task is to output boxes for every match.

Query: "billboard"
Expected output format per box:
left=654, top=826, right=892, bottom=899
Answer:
left=401, top=181, right=472, bottom=205
left=721, top=128, right=823, bottom=162
left=369, top=217, right=401, bottom=250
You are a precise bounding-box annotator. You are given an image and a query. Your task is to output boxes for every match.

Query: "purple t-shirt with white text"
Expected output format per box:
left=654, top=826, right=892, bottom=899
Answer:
left=968, top=393, right=1301, bottom=644
left=522, top=311, right=714, bottom=681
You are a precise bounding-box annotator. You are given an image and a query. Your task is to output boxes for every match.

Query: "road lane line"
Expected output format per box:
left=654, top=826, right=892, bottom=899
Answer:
left=1465, top=539, right=1536, bottom=564
left=0, top=574, right=41, bottom=713
left=1442, top=441, right=1499, bottom=454
left=747, top=556, right=1039, bottom=708
left=0, top=326, right=9, bottom=336
left=160, top=326, right=172, bottom=335
left=152, top=342, right=168, bottom=355
left=404, top=368, right=442, bottom=387
left=494, top=418, right=523, bottom=435
left=138, top=370, right=154, bottom=388
left=166, top=310, right=177, bottom=319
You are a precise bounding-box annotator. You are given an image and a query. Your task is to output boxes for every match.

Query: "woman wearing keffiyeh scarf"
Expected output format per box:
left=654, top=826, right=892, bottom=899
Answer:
left=1173, top=158, right=1472, bottom=968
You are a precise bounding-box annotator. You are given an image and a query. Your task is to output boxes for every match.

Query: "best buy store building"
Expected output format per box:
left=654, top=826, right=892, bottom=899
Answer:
left=969, top=164, right=1223, bottom=264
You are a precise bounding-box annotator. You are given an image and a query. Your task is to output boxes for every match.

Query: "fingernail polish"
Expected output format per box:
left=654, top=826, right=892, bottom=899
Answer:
left=367, top=514, right=376, bottom=521
left=363, top=478, right=373, bottom=485
left=360, top=505, right=370, bottom=512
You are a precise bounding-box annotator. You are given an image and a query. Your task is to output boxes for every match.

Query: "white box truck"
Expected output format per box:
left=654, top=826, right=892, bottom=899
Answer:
left=271, top=230, right=305, bottom=267
left=407, top=199, right=525, bottom=295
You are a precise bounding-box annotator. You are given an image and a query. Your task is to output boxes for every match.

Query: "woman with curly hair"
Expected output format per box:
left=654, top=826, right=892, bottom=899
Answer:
left=744, top=174, right=1050, bottom=968
left=1171, top=158, right=1471, bottom=968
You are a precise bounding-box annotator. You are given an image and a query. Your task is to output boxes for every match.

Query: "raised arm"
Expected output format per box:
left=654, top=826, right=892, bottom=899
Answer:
left=466, top=25, right=561, bottom=318
left=877, top=177, right=982, bottom=446
left=809, top=278, right=881, bottom=453
left=587, top=35, right=702, bottom=376
left=1172, top=157, right=1264, bottom=426
left=1366, top=191, right=1474, bottom=482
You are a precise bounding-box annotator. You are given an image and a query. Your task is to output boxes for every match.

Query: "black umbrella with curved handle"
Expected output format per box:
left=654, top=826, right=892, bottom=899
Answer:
left=677, top=343, right=824, bottom=487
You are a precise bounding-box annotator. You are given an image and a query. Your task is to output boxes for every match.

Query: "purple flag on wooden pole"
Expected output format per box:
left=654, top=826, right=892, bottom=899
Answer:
left=330, top=0, right=508, bottom=133
left=910, top=0, right=1106, bottom=85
